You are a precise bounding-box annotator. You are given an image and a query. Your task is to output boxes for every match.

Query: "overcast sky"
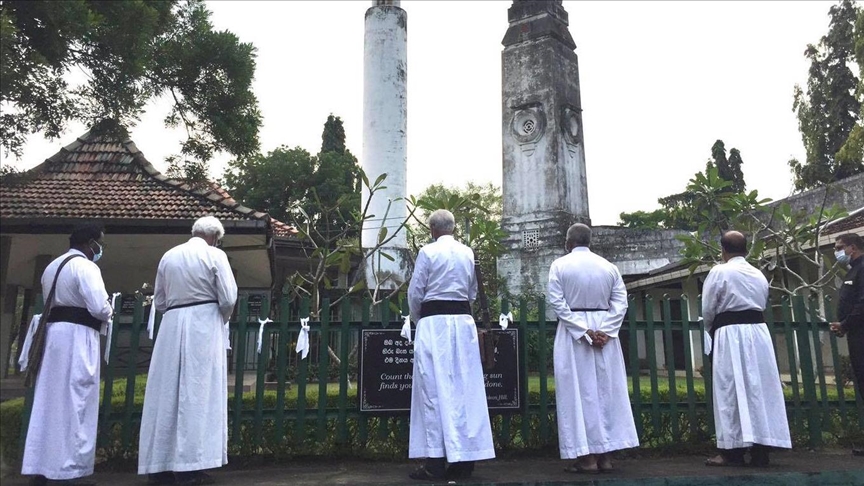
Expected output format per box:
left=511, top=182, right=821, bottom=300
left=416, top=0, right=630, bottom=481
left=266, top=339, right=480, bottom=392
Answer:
left=0, top=1, right=835, bottom=225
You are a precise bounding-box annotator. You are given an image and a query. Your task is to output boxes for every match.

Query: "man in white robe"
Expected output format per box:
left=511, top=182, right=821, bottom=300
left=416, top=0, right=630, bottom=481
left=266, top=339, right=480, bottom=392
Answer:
left=548, top=223, right=638, bottom=474
left=702, top=231, right=790, bottom=467
left=22, top=223, right=113, bottom=486
left=407, top=209, right=495, bottom=481
left=138, top=216, right=237, bottom=485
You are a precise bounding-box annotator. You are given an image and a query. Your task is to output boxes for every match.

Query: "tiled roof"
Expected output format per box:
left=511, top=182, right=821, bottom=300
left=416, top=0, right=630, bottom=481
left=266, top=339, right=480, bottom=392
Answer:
left=0, top=130, right=296, bottom=237
left=823, top=207, right=864, bottom=236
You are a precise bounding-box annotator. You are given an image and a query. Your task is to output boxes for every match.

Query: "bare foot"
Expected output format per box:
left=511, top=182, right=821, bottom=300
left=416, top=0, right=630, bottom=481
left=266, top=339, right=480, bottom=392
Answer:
left=598, top=454, right=614, bottom=472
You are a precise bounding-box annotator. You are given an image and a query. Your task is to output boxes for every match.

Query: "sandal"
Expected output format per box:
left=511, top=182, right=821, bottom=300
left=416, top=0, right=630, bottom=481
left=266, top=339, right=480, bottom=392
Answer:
left=564, top=463, right=600, bottom=474
left=705, top=454, right=745, bottom=467
left=409, top=466, right=445, bottom=481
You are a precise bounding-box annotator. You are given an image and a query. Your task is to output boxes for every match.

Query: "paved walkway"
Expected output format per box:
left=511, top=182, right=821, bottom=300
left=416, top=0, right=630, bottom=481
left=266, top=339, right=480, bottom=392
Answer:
left=2, top=449, right=863, bottom=485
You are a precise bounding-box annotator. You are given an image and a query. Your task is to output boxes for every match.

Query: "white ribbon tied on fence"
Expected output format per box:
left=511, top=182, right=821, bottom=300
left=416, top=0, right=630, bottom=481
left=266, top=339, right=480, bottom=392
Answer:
left=256, top=317, right=273, bottom=354
left=147, top=301, right=157, bottom=340
left=296, top=317, right=311, bottom=360
left=104, top=292, right=121, bottom=363
left=400, top=315, right=412, bottom=344
left=499, top=312, right=513, bottom=330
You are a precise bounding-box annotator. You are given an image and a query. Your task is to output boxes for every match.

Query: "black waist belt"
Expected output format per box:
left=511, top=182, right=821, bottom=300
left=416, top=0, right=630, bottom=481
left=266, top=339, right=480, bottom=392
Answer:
left=420, top=300, right=471, bottom=319
left=165, top=299, right=219, bottom=312
left=710, top=309, right=765, bottom=338
left=571, top=307, right=609, bottom=312
left=46, top=306, right=101, bottom=331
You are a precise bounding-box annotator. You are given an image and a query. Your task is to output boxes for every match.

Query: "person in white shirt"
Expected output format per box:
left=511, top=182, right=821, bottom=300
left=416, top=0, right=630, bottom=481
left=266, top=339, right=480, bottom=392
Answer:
left=22, top=222, right=113, bottom=486
left=406, top=209, right=495, bottom=481
left=138, top=216, right=238, bottom=485
left=548, top=223, right=638, bottom=474
left=702, top=231, right=790, bottom=467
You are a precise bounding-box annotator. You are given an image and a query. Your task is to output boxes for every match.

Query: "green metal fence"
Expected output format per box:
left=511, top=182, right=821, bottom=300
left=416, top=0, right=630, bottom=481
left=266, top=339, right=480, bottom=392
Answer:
left=16, top=292, right=864, bottom=459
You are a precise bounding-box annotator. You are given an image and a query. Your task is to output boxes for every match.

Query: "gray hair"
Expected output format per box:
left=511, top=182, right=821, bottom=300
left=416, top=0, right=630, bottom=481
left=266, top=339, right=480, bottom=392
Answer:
left=192, top=216, right=225, bottom=240
left=566, top=223, right=591, bottom=248
left=428, top=209, right=456, bottom=235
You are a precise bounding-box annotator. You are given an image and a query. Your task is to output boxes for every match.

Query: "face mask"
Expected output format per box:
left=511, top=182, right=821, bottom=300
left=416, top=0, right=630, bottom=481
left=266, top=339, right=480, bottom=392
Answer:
left=835, top=250, right=850, bottom=266
left=90, top=240, right=103, bottom=263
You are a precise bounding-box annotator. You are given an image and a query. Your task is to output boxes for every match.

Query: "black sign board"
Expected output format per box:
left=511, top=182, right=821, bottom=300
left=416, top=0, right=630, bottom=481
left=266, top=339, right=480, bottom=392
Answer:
left=483, top=329, right=521, bottom=410
left=120, top=295, right=138, bottom=315
left=247, top=294, right=264, bottom=317
left=358, top=328, right=521, bottom=413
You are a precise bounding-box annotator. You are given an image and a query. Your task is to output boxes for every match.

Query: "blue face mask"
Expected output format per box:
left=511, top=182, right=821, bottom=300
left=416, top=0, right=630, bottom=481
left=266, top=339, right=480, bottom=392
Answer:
left=835, top=249, right=850, bottom=266
left=90, top=240, right=103, bottom=263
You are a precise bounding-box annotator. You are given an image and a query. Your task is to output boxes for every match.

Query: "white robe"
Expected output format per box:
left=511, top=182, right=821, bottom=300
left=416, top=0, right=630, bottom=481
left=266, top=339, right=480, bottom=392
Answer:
left=407, top=235, right=495, bottom=462
left=702, top=256, right=791, bottom=450
left=138, top=237, right=238, bottom=474
left=22, top=249, right=113, bottom=480
left=548, top=247, right=639, bottom=459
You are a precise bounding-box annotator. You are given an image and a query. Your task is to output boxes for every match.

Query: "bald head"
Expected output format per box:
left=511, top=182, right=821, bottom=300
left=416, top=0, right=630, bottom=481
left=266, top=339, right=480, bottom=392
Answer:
left=720, top=231, right=747, bottom=260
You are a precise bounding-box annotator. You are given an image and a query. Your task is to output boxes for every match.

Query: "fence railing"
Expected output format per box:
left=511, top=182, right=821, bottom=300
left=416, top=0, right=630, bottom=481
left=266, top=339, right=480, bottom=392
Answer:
left=14, top=293, right=864, bottom=460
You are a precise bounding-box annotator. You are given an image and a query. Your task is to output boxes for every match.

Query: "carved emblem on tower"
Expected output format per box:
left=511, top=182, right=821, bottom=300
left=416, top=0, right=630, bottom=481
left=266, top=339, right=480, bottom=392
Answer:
left=510, top=103, right=546, bottom=156
left=562, top=105, right=582, bottom=157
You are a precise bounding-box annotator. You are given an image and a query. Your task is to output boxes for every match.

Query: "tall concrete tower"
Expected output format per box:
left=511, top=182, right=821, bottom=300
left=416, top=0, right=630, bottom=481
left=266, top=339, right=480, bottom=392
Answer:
left=497, top=0, right=590, bottom=296
left=362, top=0, right=409, bottom=289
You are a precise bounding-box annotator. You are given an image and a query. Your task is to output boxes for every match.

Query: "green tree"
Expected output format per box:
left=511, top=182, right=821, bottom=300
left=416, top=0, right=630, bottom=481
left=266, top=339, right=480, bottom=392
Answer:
left=222, top=115, right=361, bottom=240
left=676, top=167, right=847, bottom=301
left=320, top=114, right=346, bottom=154
left=837, top=9, right=864, bottom=167
left=0, top=0, right=261, bottom=168
left=790, top=0, right=863, bottom=190
left=619, top=140, right=747, bottom=230
left=223, top=145, right=316, bottom=223
left=707, top=140, right=746, bottom=193
left=314, top=115, right=361, bottom=241
left=408, top=182, right=505, bottom=297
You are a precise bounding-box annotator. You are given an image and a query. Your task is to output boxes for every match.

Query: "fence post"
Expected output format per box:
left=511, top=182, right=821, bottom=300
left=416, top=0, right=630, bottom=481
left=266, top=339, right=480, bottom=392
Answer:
left=645, top=295, right=661, bottom=435
left=97, top=293, right=124, bottom=447
left=337, top=298, right=351, bottom=445
left=231, top=296, right=249, bottom=447
left=793, top=296, right=821, bottom=448
left=627, top=295, right=642, bottom=438
left=252, top=294, right=272, bottom=450
left=537, top=296, right=549, bottom=444
left=679, top=295, right=699, bottom=441
left=316, top=298, right=331, bottom=442
left=120, top=294, right=143, bottom=450
left=274, top=296, right=291, bottom=446
left=662, top=295, right=680, bottom=442
left=295, top=297, right=310, bottom=448
left=518, top=298, right=530, bottom=445
left=358, top=296, right=371, bottom=444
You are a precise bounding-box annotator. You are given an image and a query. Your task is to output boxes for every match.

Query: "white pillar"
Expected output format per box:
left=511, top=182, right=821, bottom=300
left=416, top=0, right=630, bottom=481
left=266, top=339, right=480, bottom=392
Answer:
left=362, top=0, right=409, bottom=289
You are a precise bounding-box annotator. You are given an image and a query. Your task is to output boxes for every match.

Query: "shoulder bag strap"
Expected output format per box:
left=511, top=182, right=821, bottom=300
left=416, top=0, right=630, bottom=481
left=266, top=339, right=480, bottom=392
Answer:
left=24, top=253, right=85, bottom=387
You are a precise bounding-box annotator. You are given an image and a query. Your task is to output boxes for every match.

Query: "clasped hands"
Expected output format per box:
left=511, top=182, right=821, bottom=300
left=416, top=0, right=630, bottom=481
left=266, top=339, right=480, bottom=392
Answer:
left=830, top=322, right=846, bottom=337
left=585, top=329, right=610, bottom=349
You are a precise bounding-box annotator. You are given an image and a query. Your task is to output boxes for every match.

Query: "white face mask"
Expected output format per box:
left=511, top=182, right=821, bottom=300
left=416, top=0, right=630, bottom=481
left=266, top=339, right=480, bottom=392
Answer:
left=835, top=249, right=850, bottom=266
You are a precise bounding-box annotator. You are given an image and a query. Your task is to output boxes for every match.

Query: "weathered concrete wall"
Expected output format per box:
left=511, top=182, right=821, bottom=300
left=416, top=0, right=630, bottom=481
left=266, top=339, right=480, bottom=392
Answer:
left=768, top=172, right=864, bottom=215
left=361, top=3, right=408, bottom=288
left=498, top=0, right=590, bottom=297
left=592, top=227, right=689, bottom=278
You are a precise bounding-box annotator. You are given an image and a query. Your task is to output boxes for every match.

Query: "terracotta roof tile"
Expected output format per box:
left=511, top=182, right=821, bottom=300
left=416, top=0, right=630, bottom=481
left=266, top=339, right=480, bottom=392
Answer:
left=0, top=129, right=287, bottom=231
